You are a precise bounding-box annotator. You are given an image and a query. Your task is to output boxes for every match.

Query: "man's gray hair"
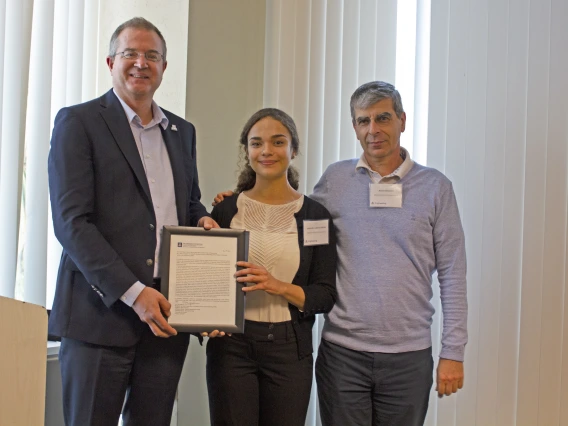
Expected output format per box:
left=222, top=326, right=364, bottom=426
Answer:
left=108, top=17, right=167, bottom=61
left=350, top=81, right=404, bottom=121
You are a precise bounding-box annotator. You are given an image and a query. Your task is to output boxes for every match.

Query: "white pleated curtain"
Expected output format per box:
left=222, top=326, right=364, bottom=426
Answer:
left=264, top=1, right=568, bottom=426
left=264, top=0, right=402, bottom=194
left=0, top=0, right=99, bottom=307
left=428, top=0, right=568, bottom=424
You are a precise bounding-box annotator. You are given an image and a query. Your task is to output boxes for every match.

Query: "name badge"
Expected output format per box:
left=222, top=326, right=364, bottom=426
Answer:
left=303, top=219, right=329, bottom=246
left=369, top=183, right=402, bottom=208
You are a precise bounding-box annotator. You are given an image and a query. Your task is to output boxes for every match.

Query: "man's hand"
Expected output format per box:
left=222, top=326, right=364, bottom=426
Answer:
left=212, top=190, right=234, bottom=207
left=436, top=358, right=464, bottom=397
left=132, top=287, right=177, bottom=337
left=197, top=216, right=220, bottom=230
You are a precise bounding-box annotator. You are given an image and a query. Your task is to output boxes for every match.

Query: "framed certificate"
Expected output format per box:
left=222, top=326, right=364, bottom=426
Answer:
left=160, top=226, right=249, bottom=333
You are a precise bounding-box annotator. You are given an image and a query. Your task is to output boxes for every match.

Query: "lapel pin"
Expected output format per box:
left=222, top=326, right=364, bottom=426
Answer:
left=171, top=124, right=178, bottom=132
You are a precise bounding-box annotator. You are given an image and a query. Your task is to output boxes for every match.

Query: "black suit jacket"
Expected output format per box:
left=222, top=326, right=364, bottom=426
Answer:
left=48, top=89, right=209, bottom=347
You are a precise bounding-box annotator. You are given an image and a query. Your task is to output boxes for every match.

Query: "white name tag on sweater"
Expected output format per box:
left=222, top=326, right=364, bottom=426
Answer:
left=369, top=184, right=402, bottom=208
left=303, top=219, right=329, bottom=246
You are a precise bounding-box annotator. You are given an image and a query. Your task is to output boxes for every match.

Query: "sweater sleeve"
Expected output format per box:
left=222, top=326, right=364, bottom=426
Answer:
left=210, top=195, right=238, bottom=228
left=309, top=166, right=330, bottom=208
left=434, top=183, right=468, bottom=361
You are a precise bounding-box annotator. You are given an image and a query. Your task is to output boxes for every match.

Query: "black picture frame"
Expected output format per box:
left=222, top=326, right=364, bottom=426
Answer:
left=160, top=226, right=249, bottom=333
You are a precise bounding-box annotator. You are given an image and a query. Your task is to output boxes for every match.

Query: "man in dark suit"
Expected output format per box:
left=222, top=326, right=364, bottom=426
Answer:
left=48, top=17, right=218, bottom=426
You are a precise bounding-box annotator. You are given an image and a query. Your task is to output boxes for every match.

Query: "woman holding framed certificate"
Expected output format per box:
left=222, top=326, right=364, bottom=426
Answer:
left=205, top=108, right=337, bottom=426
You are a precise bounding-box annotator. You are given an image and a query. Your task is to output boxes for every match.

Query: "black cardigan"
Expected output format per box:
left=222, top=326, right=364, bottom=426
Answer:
left=211, top=194, right=337, bottom=359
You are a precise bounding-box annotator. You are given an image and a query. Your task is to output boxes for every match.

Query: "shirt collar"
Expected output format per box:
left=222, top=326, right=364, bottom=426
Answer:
left=113, top=89, right=169, bottom=130
left=356, top=147, right=414, bottom=180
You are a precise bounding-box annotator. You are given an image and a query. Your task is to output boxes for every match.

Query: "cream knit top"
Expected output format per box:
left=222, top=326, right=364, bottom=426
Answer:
left=230, top=192, right=304, bottom=322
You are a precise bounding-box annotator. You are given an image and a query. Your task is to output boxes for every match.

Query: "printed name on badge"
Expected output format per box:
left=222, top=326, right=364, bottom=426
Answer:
left=303, top=219, right=329, bottom=246
left=369, top=183, right=403, bottom=208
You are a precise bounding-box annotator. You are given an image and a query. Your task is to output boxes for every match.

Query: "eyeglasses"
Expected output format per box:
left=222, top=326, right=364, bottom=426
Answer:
left=114, top=50, right=164, bottom=62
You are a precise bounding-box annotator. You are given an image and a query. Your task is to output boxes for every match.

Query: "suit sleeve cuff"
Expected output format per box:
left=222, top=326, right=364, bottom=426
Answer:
left=120, top=281, right=146, bottom=307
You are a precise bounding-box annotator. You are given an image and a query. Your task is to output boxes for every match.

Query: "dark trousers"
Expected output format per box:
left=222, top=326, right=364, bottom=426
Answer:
left=316, top=339, right=433, bottom=426
left=59, top=329, right=190, bottom=426
left=206, top=320, right=313, bottom=426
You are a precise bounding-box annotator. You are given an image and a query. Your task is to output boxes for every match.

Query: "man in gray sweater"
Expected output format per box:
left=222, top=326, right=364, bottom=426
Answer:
left=311, top=81, right=467, bottom=426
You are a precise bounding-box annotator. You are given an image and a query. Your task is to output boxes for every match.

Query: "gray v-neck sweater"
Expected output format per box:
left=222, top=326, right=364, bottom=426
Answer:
left=311, top=159, right=467, bottom=361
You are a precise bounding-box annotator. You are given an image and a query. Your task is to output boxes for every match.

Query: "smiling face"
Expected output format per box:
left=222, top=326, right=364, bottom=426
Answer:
left=246, top=117, right=296, bottom=184
left=106, top=27, right=167, bottom=104
left=353, top=97, right=406, bottom=167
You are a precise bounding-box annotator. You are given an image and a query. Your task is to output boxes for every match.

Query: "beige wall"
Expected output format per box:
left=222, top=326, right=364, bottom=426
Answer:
left=178, top=2, right=266, bottom=425
left=186, top=0, right=266, bottom=209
